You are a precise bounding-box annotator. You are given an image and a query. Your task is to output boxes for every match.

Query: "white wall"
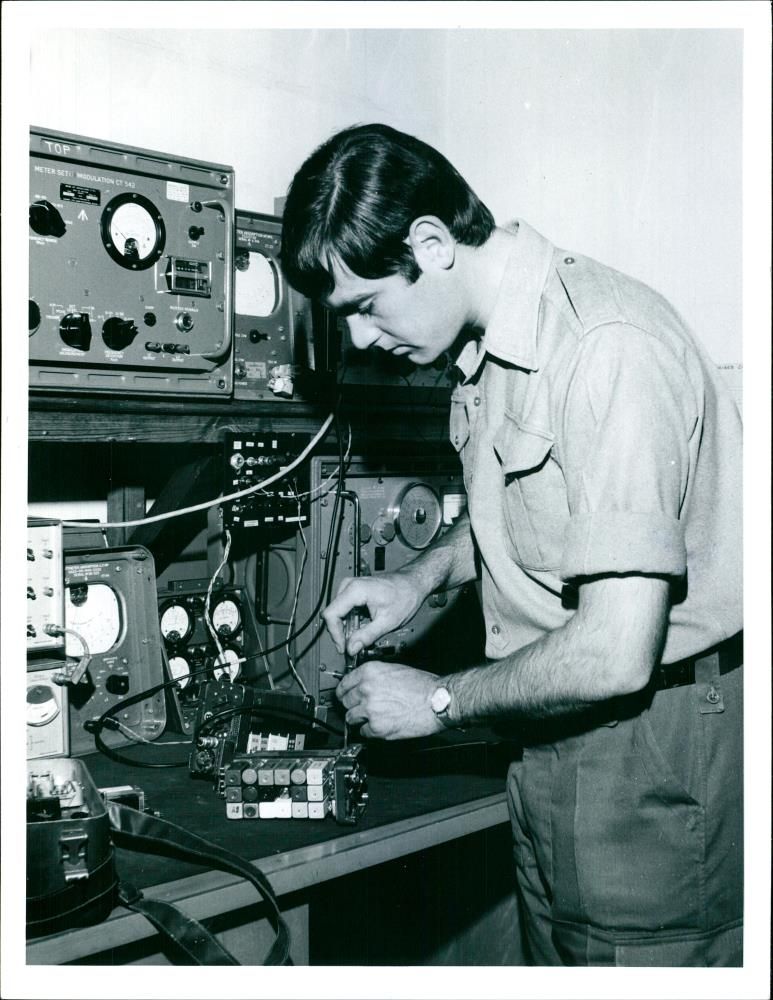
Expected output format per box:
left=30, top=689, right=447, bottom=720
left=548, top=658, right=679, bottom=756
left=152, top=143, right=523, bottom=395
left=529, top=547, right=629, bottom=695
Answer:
left=29, top=28, right=741, bottom=365
left=29, top=29, right=448, bottom=216
left=440, top=29, right=742, bottom=366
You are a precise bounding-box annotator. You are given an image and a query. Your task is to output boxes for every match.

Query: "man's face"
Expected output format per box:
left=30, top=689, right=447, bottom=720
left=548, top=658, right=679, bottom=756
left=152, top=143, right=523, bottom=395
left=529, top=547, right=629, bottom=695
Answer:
left=325, top=255, right=468, bottom=366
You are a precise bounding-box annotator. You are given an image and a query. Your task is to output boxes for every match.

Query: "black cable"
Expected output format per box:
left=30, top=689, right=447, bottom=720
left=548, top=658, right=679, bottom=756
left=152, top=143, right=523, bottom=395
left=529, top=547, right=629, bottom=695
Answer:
left=83, top=661, right=217, bottom=768
left=255, top=411, right=346, bottom=658
left=87, top=393, right=348, bottom=766
left=194, top=702, right=345, bottom=742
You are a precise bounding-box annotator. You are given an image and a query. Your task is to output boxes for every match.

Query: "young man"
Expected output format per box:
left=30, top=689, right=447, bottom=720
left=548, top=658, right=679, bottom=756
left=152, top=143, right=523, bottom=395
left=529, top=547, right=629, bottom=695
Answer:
left=281, top=123, right=743, bottom=966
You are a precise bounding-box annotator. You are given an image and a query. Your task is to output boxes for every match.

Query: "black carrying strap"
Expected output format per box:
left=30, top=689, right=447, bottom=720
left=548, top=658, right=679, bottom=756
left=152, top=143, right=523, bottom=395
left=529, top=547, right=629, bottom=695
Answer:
left=107, top=802, right=290, bottom=965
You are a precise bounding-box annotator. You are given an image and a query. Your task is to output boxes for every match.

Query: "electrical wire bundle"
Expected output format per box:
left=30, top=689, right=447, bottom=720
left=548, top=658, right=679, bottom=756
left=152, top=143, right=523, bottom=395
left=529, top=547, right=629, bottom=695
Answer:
left=79, top=410, right=351, bottom=768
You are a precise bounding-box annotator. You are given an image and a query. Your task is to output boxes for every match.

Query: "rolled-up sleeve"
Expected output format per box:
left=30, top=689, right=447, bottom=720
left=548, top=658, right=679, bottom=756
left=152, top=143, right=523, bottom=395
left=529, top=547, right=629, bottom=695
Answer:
left=559, top=324, right=698, bottom=580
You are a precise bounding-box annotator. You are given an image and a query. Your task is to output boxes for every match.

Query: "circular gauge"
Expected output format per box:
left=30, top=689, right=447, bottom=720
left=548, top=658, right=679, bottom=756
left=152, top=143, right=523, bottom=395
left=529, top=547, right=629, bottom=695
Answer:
left=27, top=682, right=60, bottom=726
left=234, top=250, right=280, bottom=317
left=66, top=582, right=121, bottom=654
left=390, top=483, right=443, bottom=550
left=100, top=192, right=166, bottom=271
left=160, top=601, right=194, bottom=645
left=211, top=597, right=242, bottom=638
left=168, top=654, right=193, bottom=690
left=212, top=647, right=242, bottom=682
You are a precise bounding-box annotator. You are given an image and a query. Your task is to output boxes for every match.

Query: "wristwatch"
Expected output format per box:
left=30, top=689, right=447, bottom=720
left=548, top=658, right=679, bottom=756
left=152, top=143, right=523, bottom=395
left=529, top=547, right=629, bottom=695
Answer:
left=430, top=684, right=462, bottom=729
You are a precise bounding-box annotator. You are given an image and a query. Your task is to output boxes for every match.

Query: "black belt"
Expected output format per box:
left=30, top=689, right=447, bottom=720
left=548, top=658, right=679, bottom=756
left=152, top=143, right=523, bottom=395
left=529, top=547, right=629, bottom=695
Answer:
left=654, top=632, right=743, bottom=691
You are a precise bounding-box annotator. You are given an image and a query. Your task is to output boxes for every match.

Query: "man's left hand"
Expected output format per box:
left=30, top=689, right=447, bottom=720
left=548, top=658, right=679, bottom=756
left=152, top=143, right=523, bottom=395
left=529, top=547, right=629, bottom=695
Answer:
left=336, top=661, right=444, bottom=739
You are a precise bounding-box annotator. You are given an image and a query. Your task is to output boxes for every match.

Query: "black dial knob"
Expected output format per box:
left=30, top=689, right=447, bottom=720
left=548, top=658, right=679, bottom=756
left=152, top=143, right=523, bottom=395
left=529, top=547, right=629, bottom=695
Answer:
left=105, top=674, right=130, bottom=695
left=29, top=200, right=66, bottom=238
left=29, top=300, right=41, bottom=335
left=59, top=312, right=92, bottom=351
left=102, top=317, right=139, bottom=351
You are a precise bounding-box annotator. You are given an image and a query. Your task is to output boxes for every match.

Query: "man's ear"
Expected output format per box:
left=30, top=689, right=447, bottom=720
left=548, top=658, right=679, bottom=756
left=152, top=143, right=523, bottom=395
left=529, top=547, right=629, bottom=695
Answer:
left=405, top=216, right=456, bottom=271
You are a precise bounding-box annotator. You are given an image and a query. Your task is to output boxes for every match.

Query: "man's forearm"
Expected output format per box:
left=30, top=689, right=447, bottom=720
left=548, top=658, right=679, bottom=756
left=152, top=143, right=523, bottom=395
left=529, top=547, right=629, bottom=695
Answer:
left=399, top=512, right=478, bottom=594
left=446, top=575, right=670, bottom=722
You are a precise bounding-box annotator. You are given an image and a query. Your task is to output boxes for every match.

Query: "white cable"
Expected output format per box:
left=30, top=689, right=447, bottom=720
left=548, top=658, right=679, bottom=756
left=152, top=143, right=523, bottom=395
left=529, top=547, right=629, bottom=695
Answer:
left=285, top=490, right=310, bottom=696
left=205, top=528, right=232, bottom=665
left=292, top=422, right=353, bottom=502
left=56, top=412, right=335, bottom=530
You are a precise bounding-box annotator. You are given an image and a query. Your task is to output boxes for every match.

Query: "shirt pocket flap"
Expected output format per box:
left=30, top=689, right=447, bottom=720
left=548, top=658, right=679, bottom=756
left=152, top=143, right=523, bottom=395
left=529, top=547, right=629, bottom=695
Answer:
left=449, top=391, right=470, bottom=453
left=493, top=412, right=554, bottom=475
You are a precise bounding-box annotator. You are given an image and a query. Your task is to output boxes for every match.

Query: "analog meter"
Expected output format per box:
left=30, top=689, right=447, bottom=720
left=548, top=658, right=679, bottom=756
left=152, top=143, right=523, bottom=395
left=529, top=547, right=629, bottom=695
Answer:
left=160, top=601, right=194, bottom=645
left=234, top=250, right=279, bottom=317
left=211, top=596, right=242, bottom=638
left=66, top=582, right=122, bottom=655
left=168, top=654, right=193, bottom=690
left=100, top=193, right=166, bottom=270
left=212, top=646, right=242, bottom=682
left=27, top=682, right=61, bottom=727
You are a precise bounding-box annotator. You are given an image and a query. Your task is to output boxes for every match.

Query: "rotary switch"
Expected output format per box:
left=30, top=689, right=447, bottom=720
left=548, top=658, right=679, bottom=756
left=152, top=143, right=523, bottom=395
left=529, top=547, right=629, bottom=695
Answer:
left=59, top=312, right=92, bottom=351
left=29, top=200, right=66, bottom=238
left=102, top=317, right=139, bottom=351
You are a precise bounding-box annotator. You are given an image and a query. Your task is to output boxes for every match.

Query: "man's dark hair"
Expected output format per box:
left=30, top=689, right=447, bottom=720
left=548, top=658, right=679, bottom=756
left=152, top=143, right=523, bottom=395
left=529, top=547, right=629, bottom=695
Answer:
left=280, top=123, right=495, bottom=301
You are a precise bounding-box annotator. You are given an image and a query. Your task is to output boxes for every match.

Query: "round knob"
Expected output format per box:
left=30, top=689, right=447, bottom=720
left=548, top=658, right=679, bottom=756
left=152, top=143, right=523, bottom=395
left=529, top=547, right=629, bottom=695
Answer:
left=59, top=313, right=92, bottom=351
left=29, top=200, right=66, bottom=238
left=249, top=329, right=268, bottom=343
left=102, top=317, right=139, bottom=351
left=105, top=674, right=130, bottom=695
left=29, top=300, right=41, bottom=335
left=188, top=225, right=205, bottom=241
left=372, top=516, right=396, bottom=545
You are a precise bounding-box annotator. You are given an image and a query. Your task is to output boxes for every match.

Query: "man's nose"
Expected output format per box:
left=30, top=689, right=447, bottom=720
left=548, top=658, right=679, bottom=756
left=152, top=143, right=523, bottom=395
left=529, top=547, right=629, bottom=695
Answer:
left=347, top=315, right=381, bottom=350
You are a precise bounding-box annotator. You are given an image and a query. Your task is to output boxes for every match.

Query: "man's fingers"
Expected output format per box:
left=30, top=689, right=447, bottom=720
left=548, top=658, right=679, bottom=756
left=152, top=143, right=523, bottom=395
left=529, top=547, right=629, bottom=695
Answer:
left=347, top=618, right=385, bottom=656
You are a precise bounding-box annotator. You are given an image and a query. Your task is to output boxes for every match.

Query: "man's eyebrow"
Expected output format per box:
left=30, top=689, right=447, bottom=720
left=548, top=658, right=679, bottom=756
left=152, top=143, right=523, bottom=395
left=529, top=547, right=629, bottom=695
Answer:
left=326, top=294, right=372, bottom=316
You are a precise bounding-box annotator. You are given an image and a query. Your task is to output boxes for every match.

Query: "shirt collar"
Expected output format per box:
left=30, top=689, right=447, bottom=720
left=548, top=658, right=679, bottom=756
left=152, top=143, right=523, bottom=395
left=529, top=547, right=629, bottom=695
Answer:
left=453, top=219, right=556, bottom=383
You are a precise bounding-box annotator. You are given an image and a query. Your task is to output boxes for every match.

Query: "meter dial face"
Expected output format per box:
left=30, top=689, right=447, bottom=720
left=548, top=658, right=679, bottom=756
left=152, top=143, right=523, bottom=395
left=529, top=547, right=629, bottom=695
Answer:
left=101, top=193, right=166, bottom=270
left=66, top=582, right=122, bottom=654
left=27, top=682, right=60, bottom=726
left=160, top=602, right=193, bottom=645
left=212, top=647, right=241, bottom=682
left=211, top=597, right=242, bottom=638
left=235, top=250, right=279, bottom=317
left=390, top=483, right=443, bottom=550
left=168, top=654, right=193, bottom=690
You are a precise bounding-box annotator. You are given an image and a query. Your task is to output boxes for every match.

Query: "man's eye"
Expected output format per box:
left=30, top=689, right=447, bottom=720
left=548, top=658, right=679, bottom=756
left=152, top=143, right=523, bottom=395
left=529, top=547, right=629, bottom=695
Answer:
left=357, top=304, right=372, bottom=317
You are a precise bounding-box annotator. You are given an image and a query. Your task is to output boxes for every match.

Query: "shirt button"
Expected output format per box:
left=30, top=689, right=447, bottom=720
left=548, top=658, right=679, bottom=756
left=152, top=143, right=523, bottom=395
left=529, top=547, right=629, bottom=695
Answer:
left=454, top=435, right=460, bottom=445
left=491, top=624, right=500, bottom=635
left=473, top=396, right=481, bottom=407
left=564, top=256, right=575, bottom=265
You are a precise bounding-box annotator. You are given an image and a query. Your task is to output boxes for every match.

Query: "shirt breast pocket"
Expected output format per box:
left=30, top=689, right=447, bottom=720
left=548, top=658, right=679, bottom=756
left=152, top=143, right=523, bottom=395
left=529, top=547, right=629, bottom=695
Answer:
left=493, top=412, right=569, bottom=571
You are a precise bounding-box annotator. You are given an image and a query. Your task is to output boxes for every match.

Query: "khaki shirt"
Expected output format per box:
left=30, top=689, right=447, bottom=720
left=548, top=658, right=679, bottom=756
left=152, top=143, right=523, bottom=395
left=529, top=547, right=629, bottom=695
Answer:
left=450, top=221, right=742, bottom=664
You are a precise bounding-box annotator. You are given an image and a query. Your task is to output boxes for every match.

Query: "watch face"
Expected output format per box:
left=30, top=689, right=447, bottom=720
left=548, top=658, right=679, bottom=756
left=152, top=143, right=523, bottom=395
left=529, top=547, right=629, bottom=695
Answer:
left=431, top=686, right=452, bottom=715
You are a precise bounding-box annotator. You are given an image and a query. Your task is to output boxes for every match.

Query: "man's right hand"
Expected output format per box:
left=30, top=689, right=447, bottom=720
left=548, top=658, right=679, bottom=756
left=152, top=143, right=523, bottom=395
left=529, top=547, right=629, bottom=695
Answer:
left=322, top=570, right=429, bottom=657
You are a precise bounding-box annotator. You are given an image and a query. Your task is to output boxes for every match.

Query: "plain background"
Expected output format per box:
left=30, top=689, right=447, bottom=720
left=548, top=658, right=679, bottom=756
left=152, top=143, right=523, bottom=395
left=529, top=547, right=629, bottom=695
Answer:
left=27, top=27, right=742, bottom=372
left=2, top=3, right=770, bottom=1000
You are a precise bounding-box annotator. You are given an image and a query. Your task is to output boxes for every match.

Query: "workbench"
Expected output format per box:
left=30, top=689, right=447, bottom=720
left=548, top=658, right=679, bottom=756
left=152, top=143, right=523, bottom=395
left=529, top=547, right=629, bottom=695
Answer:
left=26, top=739, right=523, bottom=966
